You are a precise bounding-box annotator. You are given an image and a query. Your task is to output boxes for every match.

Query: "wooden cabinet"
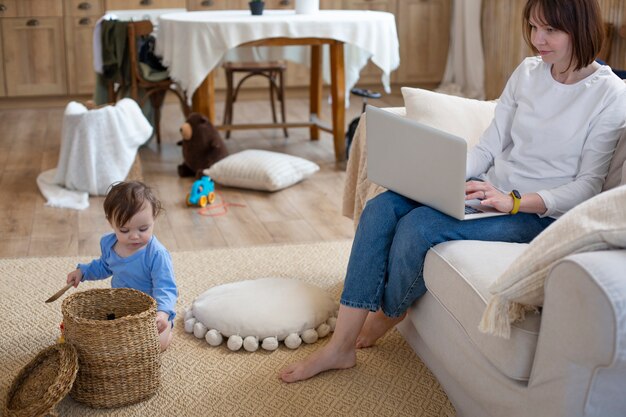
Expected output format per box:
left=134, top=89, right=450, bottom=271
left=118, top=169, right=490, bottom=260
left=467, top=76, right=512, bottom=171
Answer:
left=105, top=0, right=186, bottom=9
left=0, top=0, right=67, bottom=97
left=0, top=0, right=453, bottom=99
left=188, top=0, right=244, bottom=10
left=65, top=0, right=104, bottom=94
left=396, top=0, right=451, bottom=85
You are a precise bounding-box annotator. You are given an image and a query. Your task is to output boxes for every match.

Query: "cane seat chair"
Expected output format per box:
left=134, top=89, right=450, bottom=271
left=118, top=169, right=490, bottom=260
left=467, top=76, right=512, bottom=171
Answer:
left=222, top=61, right=288, bottom=139
left=127, top=20, right=191, bottom=145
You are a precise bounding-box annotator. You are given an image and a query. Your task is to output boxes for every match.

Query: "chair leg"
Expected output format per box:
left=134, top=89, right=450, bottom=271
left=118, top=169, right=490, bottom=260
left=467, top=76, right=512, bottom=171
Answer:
left=223, top=69, right=234, bottom=139
left=279, top=69, right=288, bottom=138
left=149, top=90, right=167, bottom=145
left=269, top=71, right=278, bottom=125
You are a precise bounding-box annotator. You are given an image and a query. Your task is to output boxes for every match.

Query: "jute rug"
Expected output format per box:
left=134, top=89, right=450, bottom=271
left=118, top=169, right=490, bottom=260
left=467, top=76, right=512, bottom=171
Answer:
left=0, top=241, right=455, bottom=417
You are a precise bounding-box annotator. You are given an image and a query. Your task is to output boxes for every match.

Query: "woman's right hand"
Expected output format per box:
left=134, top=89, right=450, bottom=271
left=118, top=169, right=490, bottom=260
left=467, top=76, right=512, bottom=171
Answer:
left=67, top=269, right=83, bottom=288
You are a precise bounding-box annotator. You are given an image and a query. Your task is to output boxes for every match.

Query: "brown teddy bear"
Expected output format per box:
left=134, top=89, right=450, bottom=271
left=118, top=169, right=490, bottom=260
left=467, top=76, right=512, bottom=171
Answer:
left=178, top=112, right=229, bottom=178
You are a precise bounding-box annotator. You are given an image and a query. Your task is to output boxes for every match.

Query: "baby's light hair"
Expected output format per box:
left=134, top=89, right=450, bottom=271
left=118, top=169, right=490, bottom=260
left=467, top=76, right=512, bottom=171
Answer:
left=103, top=181, right=162, bottom=228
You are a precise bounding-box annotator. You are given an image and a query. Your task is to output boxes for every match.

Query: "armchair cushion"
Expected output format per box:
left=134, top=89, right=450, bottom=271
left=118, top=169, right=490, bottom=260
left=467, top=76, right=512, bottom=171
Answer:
left=401, top=87, right=497, bottom=148
left=479, top=184, right=626, bottom=338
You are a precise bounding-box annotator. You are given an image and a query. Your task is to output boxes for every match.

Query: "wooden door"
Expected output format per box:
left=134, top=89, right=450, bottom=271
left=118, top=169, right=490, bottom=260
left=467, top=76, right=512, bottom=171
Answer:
left=2, top=17, right=67, bottom=96
left=65, top=16, right=98, bottom=94
left=64, top=0, right=103, bottom=95
left=0, top=27, right=5, bottom=96
left=396, top=0, right=451, bottom=85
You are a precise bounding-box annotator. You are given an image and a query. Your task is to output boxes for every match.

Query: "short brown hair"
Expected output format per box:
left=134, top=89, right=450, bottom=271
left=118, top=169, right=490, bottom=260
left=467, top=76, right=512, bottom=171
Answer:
left=103, top=181, right=162, bottom=228
left=522, top=0, right=604, bottom=72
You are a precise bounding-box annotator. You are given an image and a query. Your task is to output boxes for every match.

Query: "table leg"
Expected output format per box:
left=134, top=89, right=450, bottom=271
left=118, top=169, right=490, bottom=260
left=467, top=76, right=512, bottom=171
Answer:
left=329, top=41, right=346, bottom=162
left=309, top=45, right=322, bottom=141
left=192, top=70, right=216, bottom=124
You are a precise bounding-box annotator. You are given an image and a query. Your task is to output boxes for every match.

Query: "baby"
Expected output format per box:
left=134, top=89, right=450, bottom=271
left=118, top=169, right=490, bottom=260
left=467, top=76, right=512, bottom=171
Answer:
left=67, top=181, right=178, bottom=351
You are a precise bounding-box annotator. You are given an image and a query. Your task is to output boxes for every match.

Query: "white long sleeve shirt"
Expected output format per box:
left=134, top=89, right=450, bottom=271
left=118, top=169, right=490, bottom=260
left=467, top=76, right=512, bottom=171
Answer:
left=467, top=57, right=626, bottom=218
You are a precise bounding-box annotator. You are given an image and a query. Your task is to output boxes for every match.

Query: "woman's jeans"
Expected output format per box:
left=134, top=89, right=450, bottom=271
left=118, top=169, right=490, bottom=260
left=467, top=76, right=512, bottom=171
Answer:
left=340, top=191, right=555, bottom=317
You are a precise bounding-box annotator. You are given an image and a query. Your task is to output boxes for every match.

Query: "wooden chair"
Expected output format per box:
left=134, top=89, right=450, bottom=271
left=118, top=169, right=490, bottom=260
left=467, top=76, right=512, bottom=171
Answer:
left=127, top=20, right=191, bottom=145
left=222, top=61, right=288, bottom=139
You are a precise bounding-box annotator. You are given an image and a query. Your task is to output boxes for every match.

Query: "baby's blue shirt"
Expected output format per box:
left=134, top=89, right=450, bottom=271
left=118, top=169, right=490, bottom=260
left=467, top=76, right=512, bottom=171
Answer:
left=78, top=233, right=178, bottom=321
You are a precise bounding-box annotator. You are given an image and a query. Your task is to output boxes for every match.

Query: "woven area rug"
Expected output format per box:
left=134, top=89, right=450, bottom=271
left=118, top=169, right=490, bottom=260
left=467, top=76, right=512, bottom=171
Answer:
left=0, top=241, right=455, bottom=417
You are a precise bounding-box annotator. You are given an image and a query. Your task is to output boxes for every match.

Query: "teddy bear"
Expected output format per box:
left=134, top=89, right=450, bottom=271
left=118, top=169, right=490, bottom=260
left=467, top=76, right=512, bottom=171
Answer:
left=177, top=112, right=229, bottom=178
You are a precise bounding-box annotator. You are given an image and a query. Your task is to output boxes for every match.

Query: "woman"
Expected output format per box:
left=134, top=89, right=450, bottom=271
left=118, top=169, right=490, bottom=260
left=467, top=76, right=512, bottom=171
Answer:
left=280, top=0, right=626, bottom=383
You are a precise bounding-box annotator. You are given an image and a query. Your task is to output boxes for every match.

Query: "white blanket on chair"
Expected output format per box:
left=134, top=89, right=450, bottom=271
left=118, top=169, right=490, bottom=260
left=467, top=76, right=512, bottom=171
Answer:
left=36, top=99, right=152, bottom=210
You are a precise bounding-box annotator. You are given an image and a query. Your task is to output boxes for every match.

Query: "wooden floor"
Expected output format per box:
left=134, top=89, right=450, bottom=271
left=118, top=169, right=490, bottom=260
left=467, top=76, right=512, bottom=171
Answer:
left=0, top=89, right=404, bottom=258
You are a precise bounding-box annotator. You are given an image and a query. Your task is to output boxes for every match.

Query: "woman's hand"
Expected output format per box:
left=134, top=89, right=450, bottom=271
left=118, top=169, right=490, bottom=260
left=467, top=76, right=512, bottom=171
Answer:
left=156, top=311, right=170, bottom=334
left=465, top=180, right=514, bottom=213
left=66, top=269, right=83, bottom=288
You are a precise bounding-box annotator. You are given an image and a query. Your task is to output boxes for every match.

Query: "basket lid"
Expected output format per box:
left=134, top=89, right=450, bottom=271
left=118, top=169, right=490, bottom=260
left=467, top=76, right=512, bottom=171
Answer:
left=3, top=343, right=78, bottom=417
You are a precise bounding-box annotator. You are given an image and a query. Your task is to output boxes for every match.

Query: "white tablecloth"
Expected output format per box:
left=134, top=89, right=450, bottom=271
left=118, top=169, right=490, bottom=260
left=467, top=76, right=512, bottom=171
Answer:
left=156, top=10, right=400, bottom=100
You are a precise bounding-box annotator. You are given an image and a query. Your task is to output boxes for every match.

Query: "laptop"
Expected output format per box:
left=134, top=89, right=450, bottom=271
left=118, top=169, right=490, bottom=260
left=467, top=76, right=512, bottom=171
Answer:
left=366, top=106, right=507, bottom=221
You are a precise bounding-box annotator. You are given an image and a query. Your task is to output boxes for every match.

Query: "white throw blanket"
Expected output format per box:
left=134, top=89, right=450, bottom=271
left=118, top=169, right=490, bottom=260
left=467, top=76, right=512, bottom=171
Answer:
left=37, top=99, right=152, bottom=210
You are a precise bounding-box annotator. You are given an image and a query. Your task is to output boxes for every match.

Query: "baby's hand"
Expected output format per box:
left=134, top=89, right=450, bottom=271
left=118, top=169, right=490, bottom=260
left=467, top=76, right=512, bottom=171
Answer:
left=156, top=311, right=170, bottom=334
left=67, top=269, right=83, bottom=288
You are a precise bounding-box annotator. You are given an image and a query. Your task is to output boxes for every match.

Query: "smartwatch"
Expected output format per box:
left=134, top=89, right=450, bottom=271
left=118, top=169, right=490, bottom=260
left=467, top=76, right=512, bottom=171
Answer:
left=509, top=190, right=521, bottom=215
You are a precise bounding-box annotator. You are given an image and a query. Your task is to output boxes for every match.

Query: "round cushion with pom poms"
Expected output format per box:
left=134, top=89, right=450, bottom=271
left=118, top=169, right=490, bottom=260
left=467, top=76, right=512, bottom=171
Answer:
left=184, top=277, right=337, bottom=351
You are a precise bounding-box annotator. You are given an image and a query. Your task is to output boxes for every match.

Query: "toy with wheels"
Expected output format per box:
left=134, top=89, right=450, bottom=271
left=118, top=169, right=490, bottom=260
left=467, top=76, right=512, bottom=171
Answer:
left=186, top=176, right=216, bottom=208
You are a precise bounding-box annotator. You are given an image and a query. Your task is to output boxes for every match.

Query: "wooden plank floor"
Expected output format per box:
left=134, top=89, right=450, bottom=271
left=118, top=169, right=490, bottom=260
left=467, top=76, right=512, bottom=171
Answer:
left=0, top=90, right=404, bottom=258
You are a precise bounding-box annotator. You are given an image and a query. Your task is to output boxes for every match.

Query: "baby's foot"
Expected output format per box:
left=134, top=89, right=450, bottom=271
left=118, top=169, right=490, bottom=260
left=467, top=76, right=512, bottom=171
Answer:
left=279, top=344, right=356, bottom=383
left=356, top=310, right=406, bottom=348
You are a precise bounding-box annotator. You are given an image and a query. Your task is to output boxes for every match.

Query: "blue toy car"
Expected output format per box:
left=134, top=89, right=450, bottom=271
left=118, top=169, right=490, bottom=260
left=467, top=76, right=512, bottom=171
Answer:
left=186, top=175, right=216, bottom=208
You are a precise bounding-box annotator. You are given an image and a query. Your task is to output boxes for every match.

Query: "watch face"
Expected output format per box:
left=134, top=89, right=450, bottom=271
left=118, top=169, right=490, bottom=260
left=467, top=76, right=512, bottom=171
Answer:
left=512, top=189, right=521, bottom=199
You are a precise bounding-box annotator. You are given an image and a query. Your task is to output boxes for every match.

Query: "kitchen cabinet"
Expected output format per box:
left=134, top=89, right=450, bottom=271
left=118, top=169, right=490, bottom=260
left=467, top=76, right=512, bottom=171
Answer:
left=65, top=0, right=104, bottom=94
left=0, top=0, right=453, bottom=99
left=1, top=0, right=67, bottom=96
left=105, top=0, right=186, bottom=10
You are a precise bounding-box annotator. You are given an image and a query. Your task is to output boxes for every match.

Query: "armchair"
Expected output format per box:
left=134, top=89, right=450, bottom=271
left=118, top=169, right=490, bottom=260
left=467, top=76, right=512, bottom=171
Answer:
left=342, top=88, right=626, bottom=417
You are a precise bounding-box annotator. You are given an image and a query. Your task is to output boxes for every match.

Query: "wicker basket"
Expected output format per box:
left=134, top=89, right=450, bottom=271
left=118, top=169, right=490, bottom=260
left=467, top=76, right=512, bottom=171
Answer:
left=3, top=343, right=78, bottom=417
left=61, top=288, right=161, bottom=408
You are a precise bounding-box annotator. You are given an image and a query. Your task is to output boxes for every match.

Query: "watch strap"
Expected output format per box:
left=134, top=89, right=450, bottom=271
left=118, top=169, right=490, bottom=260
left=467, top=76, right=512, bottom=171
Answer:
left=509, top=190, right=521, bottom=215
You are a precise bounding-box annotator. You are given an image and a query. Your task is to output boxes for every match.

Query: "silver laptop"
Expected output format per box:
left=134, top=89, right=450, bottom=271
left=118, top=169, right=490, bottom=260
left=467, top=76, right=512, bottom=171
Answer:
left=366, top=106, right=507, bottom=221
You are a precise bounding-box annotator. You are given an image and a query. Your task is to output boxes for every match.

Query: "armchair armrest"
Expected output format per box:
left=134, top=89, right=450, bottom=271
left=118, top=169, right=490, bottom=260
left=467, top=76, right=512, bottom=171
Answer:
left=529, top=250, right=626, bottom=417
left=342, top=107, right=405, bottom=227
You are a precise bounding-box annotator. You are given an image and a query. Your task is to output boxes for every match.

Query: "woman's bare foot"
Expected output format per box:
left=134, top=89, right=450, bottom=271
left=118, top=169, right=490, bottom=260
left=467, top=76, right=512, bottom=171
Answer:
left=355, top=310, right=406, bottom=348
left=279, top=342, right=356, bottom=383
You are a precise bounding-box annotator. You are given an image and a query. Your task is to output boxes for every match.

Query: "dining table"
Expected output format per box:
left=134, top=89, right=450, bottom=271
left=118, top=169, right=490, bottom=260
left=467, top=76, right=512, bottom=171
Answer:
left=156, top=9, right=400, bottom=162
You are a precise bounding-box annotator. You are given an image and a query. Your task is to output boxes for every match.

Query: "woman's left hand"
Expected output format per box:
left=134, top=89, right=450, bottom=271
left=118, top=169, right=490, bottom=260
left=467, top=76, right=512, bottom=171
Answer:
left=465, top=180, right=514, bottom=213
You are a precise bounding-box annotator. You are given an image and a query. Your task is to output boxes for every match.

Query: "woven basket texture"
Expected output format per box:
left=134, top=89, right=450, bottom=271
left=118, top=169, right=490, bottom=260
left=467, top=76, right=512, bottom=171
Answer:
left=3, top=343, right=78, bottom=417
left=61, top=288, right=161, bottom=408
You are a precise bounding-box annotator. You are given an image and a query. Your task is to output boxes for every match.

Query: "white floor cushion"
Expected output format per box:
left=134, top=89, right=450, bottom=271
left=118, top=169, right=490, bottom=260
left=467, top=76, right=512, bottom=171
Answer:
left=203, top=149, right=320, bottom=191
left=184, top=277, right=337, bottom=351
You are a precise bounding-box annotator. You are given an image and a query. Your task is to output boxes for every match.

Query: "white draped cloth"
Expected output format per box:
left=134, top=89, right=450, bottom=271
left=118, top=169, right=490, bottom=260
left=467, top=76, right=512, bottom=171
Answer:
left=155, top=10, right=400, bottom=101
left=437, top=0, right=485, bottom=99
left=37, top=99, right=152, bottom=210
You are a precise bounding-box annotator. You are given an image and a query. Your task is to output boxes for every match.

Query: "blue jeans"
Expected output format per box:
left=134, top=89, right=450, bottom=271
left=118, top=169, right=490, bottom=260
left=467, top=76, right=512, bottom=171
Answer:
left=340, top=191, right=555, bottom=317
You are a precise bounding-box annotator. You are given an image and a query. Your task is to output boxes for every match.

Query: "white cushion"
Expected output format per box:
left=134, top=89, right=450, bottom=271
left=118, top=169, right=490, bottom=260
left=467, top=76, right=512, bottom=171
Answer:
left=203, top=149, right=319, bottom=191
left=425, top=240, right=538, bottom=381
left=401, top=87, right=497, bottom=148
left=184, top=277, right=337, bottom=351
left=480, top=184, right=626, bottom=338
